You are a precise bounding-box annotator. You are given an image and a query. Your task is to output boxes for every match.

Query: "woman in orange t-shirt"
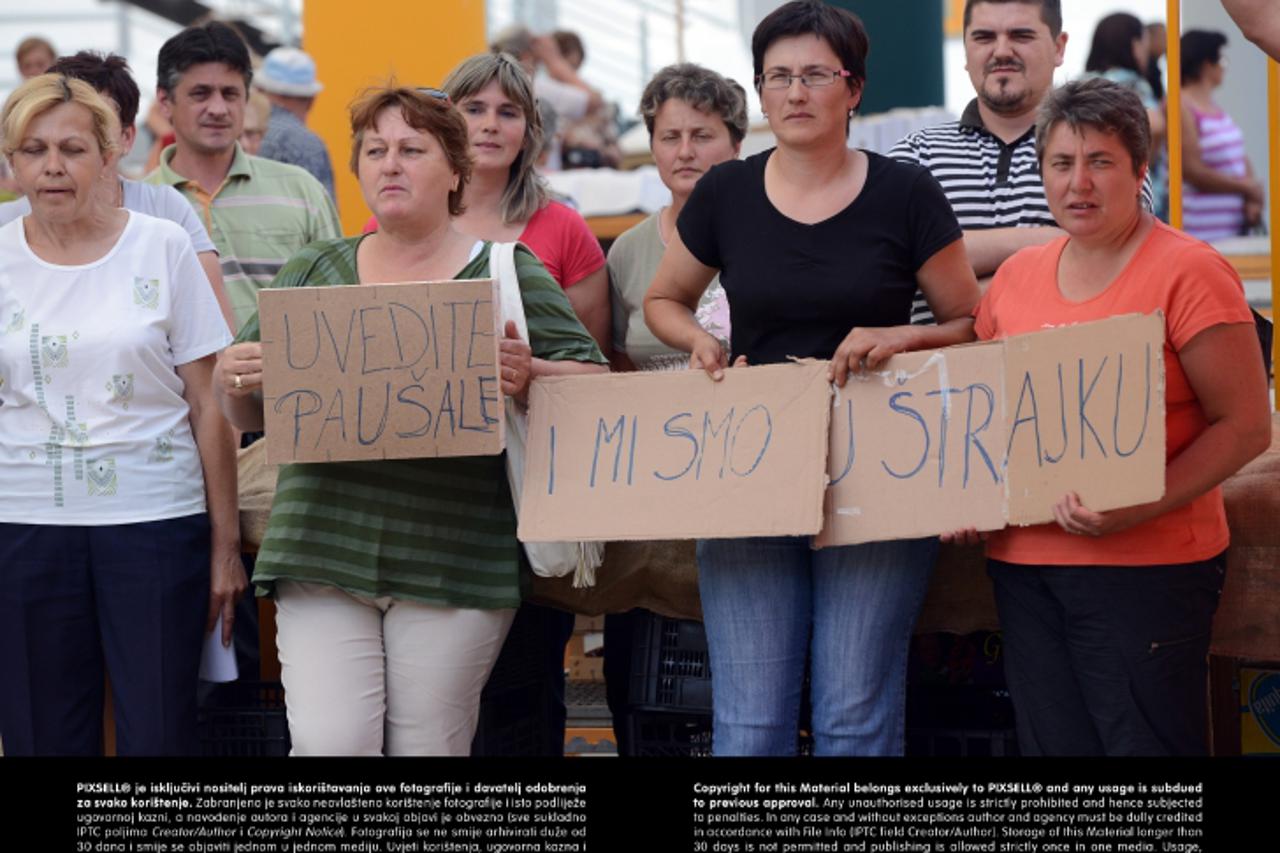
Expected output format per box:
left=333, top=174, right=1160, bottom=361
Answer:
left=963, top=79, right=1269, bottom=756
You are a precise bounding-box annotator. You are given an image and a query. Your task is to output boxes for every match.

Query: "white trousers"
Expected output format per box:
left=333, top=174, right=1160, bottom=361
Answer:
left=274, top=580, right=516, bottom=756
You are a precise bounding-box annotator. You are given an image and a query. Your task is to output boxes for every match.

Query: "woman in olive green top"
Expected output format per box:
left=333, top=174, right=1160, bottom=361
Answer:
left=215, top=86, right=605, bottom=756
left=607, top=63, right=747, bottom=371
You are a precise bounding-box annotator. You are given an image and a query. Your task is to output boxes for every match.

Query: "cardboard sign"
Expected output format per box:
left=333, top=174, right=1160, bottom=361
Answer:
left=816, top=312, right=1166, bottom=545
left=816, top=342, right=1010, bottom=546
left=1002, top=312, right=1166, bottom=524
left=259, top=280, right=504, bottom=464
left=517, top=361, right=832, bottom=541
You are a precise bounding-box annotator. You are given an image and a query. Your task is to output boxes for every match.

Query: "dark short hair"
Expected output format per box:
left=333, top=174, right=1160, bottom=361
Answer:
left=1086, top=13, right=1144, bottom=75
left=751, top=0, right=868, bottom=94
left=348, top=85, right=472, bottom=217
left=48, top=51, right=139, bottom=128
left=963, top=0, right=1063, bottom=39
left=552, top=30, right=585, bottom=63
left=1181, top=30, right=1228, bottom=83
left=156, top=21, right=253, bottom=95
left=1035, top=78, right=1150, bottom=178
left=640, top=63, right=749, bottom=146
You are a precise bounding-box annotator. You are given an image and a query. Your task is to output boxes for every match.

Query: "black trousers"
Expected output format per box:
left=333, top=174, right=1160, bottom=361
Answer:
left=988, top=553, right=1226, bottom=757
left=0, top=516, right=210, bottom=755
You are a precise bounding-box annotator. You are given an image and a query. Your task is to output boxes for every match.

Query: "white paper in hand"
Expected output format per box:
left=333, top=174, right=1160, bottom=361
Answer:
left=199, top=614, right=239, bottom=683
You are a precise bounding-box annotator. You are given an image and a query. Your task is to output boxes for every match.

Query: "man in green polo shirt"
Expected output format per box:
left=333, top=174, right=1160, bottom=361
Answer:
left=147, top=21, right=340, bottom=333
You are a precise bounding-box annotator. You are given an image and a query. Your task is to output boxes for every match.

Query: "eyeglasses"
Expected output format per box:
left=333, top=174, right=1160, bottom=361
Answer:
left=417, top=87, right=451, bottom=103
left=756, top=68, right=852, bottom=90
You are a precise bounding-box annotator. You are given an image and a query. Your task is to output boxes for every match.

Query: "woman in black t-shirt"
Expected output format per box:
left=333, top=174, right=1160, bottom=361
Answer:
left=644, top=0, right=980, bottom=756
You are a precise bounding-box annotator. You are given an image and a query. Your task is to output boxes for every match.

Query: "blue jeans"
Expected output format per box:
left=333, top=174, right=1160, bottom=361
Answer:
left=697, top=535, right=936, bottom=756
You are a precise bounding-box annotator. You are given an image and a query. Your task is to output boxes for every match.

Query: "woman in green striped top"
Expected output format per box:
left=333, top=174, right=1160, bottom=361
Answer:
left=213, top=85, right=606, bottom=755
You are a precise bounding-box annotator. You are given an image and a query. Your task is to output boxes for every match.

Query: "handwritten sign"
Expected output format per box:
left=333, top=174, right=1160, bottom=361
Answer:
left=259, top=279, right=504, bottom=464
left=816, top=312, right=1166, bottom=545
left=1002, top=312, right=1166, bottom=524
left=815, top=343, right=1009, bottom=546
left=517, top=361, right=832, bottom=541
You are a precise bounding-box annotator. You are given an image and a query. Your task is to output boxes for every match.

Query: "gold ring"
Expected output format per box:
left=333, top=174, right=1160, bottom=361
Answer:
left=233, top=374, right=243, bottom=390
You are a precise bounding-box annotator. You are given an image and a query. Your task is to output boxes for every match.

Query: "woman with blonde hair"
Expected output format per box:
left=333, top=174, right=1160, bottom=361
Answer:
left=0, top=74, right=239, bottom=755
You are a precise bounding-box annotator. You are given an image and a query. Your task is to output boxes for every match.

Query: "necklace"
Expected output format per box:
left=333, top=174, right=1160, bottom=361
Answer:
left=657, top=206, right=672, bottom=246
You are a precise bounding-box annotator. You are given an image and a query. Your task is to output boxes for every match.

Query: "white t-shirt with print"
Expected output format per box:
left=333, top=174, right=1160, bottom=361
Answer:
left=0, top=211, right=232, bottom=524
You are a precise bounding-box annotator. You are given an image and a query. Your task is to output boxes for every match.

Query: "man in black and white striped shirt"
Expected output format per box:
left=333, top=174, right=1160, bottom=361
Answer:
left=890, top=0, right=1069, bottom=323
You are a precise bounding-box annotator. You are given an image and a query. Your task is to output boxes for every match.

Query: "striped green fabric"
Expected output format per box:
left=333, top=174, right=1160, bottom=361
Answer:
left=146, top=144, right=341, bottom=332
left=239, top=237, right=605, bottom=609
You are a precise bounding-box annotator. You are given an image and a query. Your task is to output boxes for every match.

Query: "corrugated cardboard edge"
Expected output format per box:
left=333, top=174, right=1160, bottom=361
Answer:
left=811, top=344, right=1009, bottom=548
left=1002, top=310, right=1167, bottom=526
left=260, top=278, right=504, bottom=465
left=517, top=360, right=832, bottom=541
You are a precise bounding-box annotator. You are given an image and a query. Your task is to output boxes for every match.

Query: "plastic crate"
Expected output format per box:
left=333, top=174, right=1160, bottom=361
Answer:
left=471, top=679, right=558, bottom=756
left=197, top=681, right=290, bottom=757
left=628, top=614, right=712, bottom=714
left=907, top=684, right=1016, bottom=730
left=625, top=711, right=714, bottom=757
left=906, top=727, right=1019, bottom=757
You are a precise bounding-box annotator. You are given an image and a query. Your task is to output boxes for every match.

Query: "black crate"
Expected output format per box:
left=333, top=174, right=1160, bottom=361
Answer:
left=472, top=680, right=558, bottom=757
left=197, top=681, right=290, bottom=757
left=906, top=727, right=1019, bottom=757
left=628, top=614, right=712, bottom=714
left=625, top=711, right=713, bottom=757
left=907, top=684, right=1016, bottom=730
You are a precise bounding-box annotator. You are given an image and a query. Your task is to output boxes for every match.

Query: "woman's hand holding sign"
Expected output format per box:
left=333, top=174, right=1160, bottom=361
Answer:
left=499, top=319, right=534, bottom=404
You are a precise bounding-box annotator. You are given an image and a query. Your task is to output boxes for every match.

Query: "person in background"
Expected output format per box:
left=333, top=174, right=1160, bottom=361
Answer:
left=1221, top=0, right=1280, bottom=61
left=1085, top=12, right=1166, bottom=220
left=1145, top=21, right=1167, bottom=101
left=1, top=36, right=58, bottom=196
left=552, top=30, right=585, bottom=70
left=445, top=51, right=610, bottom=756
left=609, top=63, right=745, bottom=373
left=0, top=74, right=240, bottom=755
left=214, top=85, right=606, bottom=755
left=645, top=0, right=980, bottom=756
left=241, top=88, right=271, bottom=155
left=146, top=21, right=340, bottom=335
left=254, top=47, right=337, bottom=202
left=443, top=53, right=609, bottom=350
left=1180, top=30, right=1264, bottom=241
left=549, top=29, right=622, bottom=169
left=0, top=51, right=235, bottom=332
left=603, top=62, right=746, bottom=754
left=958, top=78, right=1269, bottom=755
left=489, top=24, right=604, bottom=170
left=141, top=99, right=175, bottom=175
left=145, top=20, right=340, bottom=686
left=15, top=35, right=55, bottom=80
left=888, top=0, right=1069, bottom=316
